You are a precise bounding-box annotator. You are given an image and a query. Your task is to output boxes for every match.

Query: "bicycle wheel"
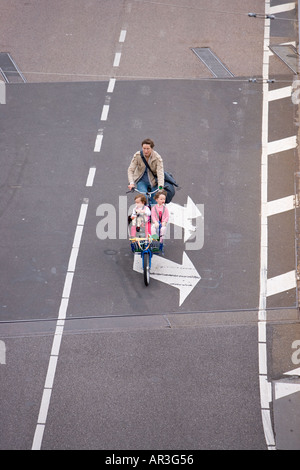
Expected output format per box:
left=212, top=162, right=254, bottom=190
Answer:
left=143, top=252, right=150, bottom=286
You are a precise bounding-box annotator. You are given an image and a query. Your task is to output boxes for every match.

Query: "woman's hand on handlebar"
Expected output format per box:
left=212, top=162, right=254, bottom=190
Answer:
left=126, top=186, right=160, bottom=195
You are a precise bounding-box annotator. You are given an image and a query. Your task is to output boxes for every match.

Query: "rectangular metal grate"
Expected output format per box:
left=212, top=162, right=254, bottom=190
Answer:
left=269, top=44, right=298, bottom=74
left=191, top=47, right=234, bottom=78
left=0, top=52, right=26, bottom=83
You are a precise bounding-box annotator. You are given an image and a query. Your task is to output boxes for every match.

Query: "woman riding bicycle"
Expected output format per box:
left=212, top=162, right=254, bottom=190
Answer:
left=127, top=138, right=165, bottom=204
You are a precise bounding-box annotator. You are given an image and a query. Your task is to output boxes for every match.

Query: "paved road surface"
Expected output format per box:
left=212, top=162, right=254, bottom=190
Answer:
left=0, top=0, right=299, bottom=451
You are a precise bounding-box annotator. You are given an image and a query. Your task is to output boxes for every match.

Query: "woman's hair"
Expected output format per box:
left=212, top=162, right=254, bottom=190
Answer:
left=142, top=138, right=154, bottom=148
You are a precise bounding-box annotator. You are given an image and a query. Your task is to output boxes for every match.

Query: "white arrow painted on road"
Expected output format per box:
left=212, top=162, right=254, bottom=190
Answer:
left=284, top=367, right=300, bottom=377
left=133, top=252, right=201, bottom=306
left=168, top=197, right=203, bottom=242
left=274, top=381, right=300, bottom=400
left=273, top=367, right=300, bottom=400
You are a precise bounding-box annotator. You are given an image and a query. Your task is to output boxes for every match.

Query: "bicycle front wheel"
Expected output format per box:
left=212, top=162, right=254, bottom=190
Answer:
left=143, top=252, right=150, bottom=286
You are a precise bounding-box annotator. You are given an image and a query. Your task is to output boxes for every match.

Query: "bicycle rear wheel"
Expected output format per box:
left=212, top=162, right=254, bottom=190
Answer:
left=143, top=252, right=150, bottom=286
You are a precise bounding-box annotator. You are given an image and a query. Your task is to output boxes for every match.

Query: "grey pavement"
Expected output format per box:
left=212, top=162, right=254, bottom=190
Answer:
left=0, top=0, right=299, bottom=451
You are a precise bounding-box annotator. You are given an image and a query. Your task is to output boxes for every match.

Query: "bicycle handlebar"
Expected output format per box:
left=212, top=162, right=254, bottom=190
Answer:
left=129, top=236, right=152, bottom=251
left=126, top=187, right=160, bottom=195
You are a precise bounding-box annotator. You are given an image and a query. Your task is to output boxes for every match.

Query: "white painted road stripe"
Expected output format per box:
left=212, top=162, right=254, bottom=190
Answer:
left=266, top=195, right=295, bottom=216
left=67, top=247, right=79, bottom=272
left=77, top=202, right=88, bottom=226
left=58, top=298, right=69, bottom=320
left=274, top=381, right=300, bottom=400
left=259, top=343, right=268, bottom=376
left=258, top=3, right=276, bottom=449
left=37, top=388, right=52, bottom=425
left=86, top=167, right=96, bottom=187
left=72, top=225, right=83, bottom=249
left=50, top=330, right=64, bottom=356
left=32, top=200, right=90, bottom=450
left=261, top=410, right=276, bottom=450
left=62, top=272, right=74, bottom=299
left=267, top=135, right=297, bottom=155
left=267, top=270, right=296, bottom=297
left=259, top=375, right=272, bottom=407
left=32, top=424, right=45, bottom=450
left=119, top=30, right=127, bottom=42
left=268, top=86, right=292, bottom=101
left=44, top=356, right=58, bottom=389
left=32, top=23, right=129, bottom=452
left=107, top=78, right=116, bottom=93
left=113, top=52, right=121, bottom=67
left=101, top=104, right=110, bottom=121
left=269, top=2, right=295, bottom=15
left=284, top=366, right=300, bottom=376
left=94, top=133, right=103, bottom=152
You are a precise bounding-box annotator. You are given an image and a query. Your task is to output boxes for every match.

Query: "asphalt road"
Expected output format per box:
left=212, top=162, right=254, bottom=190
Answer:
left=0, top=0, right=299, bottom=452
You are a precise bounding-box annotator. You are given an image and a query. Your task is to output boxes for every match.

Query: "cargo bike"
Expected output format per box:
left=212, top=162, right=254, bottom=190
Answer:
left=127, top=187, right=164, bottom=286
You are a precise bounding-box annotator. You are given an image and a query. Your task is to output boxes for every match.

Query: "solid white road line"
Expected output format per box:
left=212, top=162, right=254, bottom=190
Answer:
left=62, top=272, right=74, bottom=298
left=258, top=2, right=276, bottom=449
left=67, top=247, right=79, bottom=272
left=72, top=225, right=84, bottom=249
left=259, top=374, right=272, bottom=407
left=50, top=328, right=64, bottom=356
left=261, top=410, right=276, bottom=450
left=58, top=298, right=69, bottom=320
left=37, top=388, right=52, bottom=425
left=32, top=201, right=89, bottom=450
left=44, top=356, right=58, bottom=389
left=32, top=424, right=45, bottom=450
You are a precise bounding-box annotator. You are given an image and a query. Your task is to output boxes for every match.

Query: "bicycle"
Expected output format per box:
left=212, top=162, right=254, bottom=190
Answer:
left=127, top=187, right=164, bottom=286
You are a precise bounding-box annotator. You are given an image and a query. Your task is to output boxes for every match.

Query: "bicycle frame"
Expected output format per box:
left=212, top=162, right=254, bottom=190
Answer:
left=129, top=236, right=153, bottom=267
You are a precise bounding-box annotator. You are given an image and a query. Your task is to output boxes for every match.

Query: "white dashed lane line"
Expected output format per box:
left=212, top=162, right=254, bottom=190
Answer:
left=32, top=21, right=129, bottom=449
left=100, top=103, right=110, bottom=121
left=86, top=167, right=97, bottom=187
left=94, top=131, right=103, bottom=153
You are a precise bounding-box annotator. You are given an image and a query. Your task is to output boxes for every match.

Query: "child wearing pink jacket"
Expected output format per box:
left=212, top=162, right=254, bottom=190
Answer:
left=151, top=190, right=169, bottom=242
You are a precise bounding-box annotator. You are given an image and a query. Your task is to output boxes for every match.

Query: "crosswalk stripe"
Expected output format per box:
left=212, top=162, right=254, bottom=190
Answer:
left=267, top=270, right=296, bottom=297
left=266, top=195, right=295, bottom=216
left=268, top=135, right=297, bottom=155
